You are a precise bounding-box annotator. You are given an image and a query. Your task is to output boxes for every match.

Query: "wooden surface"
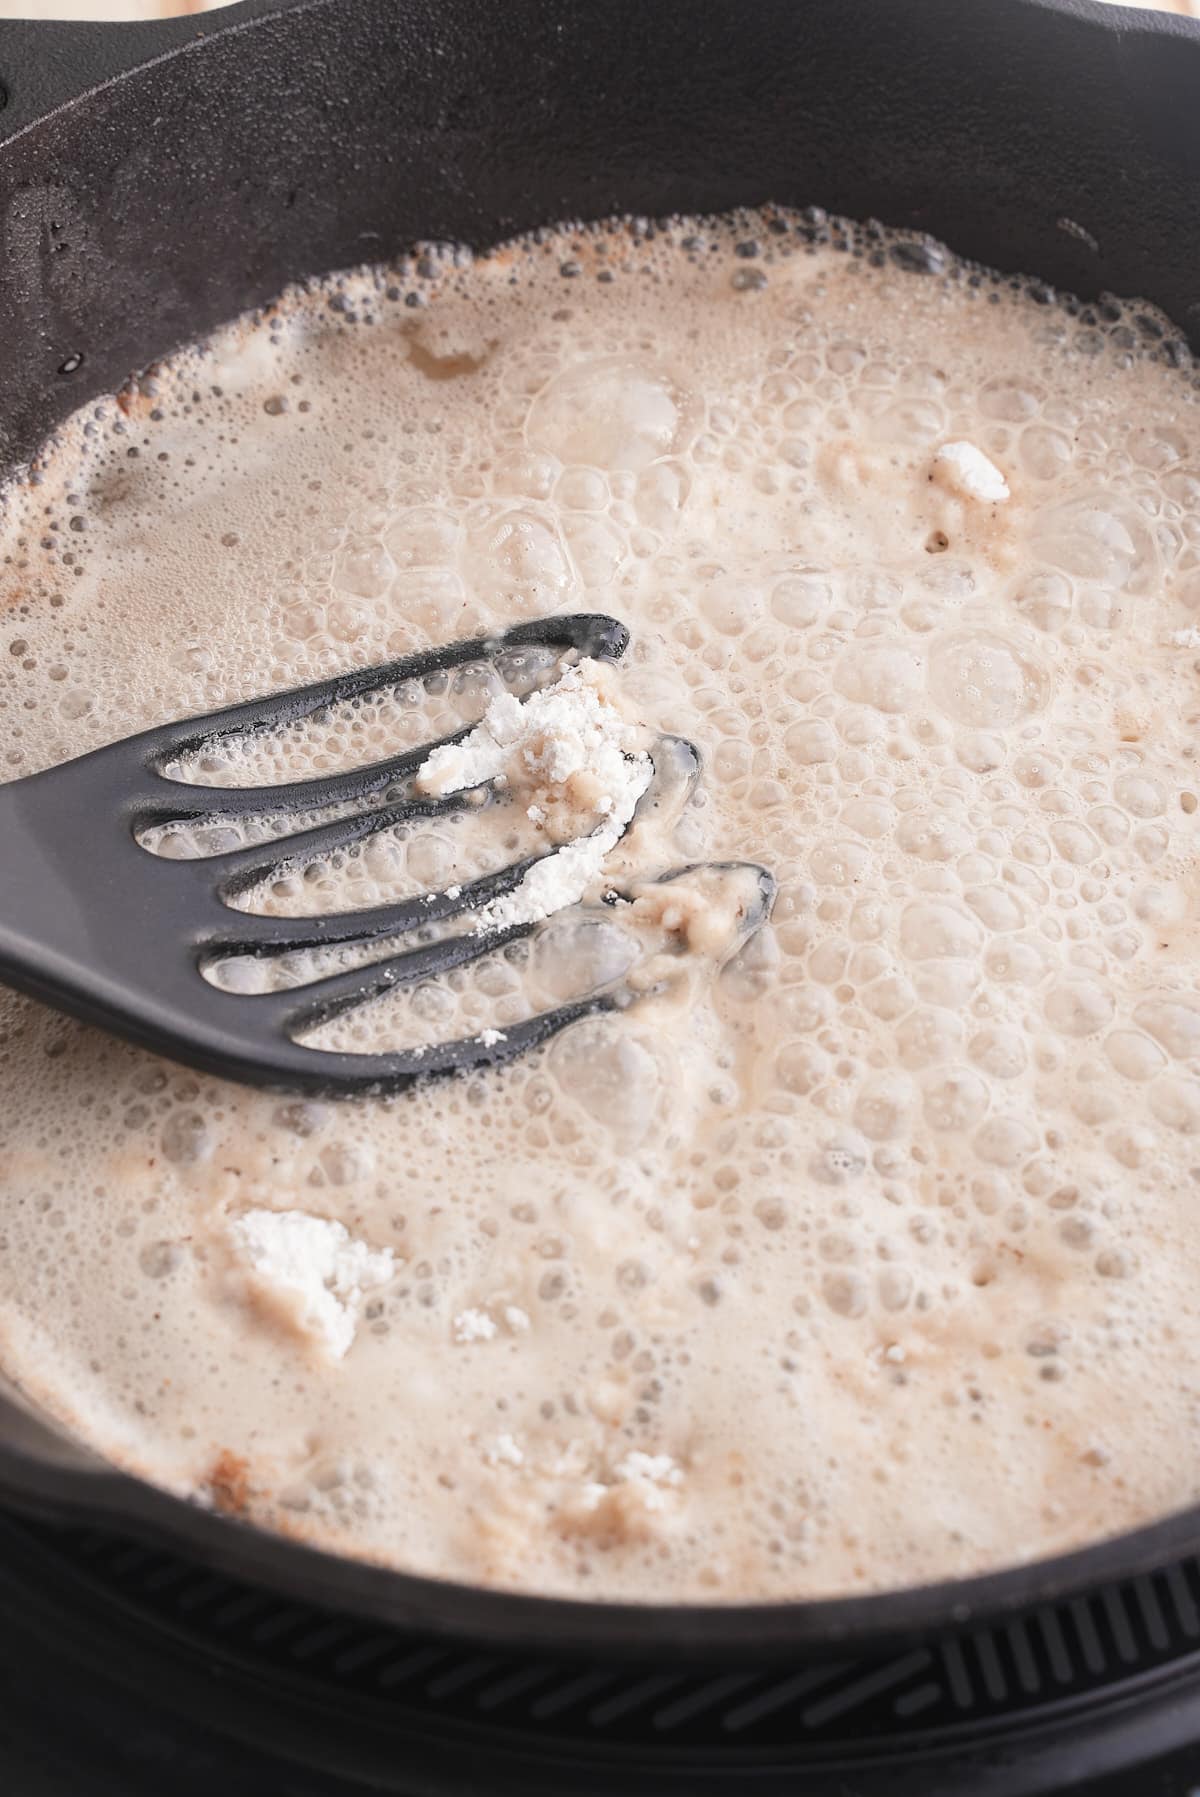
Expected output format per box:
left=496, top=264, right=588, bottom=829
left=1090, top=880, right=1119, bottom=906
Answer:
left=1098, top=0, right=1199, bottom=14
left=0, top=3, right=229, bottom=18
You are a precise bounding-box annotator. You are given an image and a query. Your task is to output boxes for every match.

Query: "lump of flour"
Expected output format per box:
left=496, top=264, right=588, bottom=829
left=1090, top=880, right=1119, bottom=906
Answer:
left=414, top=658, right=653, bottom=931
left=230, top=1210, right=394, bottom=1360
left=933, top=439, right=1011, bottom=502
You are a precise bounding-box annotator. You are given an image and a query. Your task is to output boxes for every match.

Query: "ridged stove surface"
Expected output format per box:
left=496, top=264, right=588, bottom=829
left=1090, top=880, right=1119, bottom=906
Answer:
left=4, top=1511, right=1200, bottom=1793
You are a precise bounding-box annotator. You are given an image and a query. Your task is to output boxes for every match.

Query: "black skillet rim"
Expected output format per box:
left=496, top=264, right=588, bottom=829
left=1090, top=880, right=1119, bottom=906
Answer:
left=0, top=0, right=1199, bottom=1661
left=6, top=1433, right=1200, bottom=1662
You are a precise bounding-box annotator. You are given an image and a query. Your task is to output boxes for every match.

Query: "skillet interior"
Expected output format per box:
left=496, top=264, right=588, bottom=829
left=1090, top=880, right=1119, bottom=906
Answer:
left=1, top=0, right=1200, bottom=1657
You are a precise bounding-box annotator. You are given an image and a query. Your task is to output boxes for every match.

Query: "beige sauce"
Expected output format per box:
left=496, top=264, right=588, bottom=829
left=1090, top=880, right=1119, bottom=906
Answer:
left=3, top=209, right=1200, bottom=1600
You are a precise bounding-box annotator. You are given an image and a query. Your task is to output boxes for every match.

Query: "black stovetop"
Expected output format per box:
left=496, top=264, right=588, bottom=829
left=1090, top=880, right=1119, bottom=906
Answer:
left=3, top=1510, right=1200, bottom=1795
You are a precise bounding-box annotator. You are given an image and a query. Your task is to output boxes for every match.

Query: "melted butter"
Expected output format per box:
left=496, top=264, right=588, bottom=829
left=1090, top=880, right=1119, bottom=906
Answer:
left=2, top=209, right=1200, bottom=1600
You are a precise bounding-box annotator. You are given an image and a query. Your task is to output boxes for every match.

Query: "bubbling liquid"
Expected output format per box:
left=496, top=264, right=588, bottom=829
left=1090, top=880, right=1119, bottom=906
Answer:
left=3, top=208, right=1200, bottom=1600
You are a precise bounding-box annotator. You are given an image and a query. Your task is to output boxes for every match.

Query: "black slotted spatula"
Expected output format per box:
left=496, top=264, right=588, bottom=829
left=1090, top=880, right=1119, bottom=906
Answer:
left=0, top=613, right=774, bottom=1095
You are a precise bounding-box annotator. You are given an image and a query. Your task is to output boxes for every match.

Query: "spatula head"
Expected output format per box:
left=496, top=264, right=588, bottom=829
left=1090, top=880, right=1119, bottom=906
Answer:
left=0, top=615, right=775, bottom=1095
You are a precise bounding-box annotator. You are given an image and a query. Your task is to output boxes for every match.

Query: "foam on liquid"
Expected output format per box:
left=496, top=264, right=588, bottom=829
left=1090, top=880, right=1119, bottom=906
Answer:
left=3, top=209, right=1200, bottom=1599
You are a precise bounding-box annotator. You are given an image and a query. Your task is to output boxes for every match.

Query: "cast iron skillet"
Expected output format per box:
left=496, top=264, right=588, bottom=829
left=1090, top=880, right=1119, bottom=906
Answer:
left=0, top=0, right=1198, bottom=1660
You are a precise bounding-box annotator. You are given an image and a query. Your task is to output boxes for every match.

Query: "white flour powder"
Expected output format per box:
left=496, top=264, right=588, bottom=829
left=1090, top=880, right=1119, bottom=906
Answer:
left=415, top=660, right=653, bottom=931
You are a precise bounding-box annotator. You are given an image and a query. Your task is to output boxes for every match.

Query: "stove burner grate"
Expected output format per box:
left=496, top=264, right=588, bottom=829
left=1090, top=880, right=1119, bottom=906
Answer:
left=44, top=1521, right=1200, bottom=1739
left=7, top=1512, right=1200, bottom=1794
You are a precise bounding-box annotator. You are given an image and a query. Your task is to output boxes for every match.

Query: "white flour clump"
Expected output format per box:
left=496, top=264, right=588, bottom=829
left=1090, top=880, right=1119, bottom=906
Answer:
left=612, top=1450, right=684, bottom=1509
left=453, top=1307, right=499, bottom=1344
left=933, top=440, right=1011, bottom=502
left=415, top=659, right=652, bottom=932
left=230, top=1210, right=394, bottom=1360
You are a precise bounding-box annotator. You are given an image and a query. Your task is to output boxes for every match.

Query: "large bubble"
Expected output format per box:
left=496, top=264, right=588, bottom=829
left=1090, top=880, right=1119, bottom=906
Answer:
left=526, top=357, right=689, bottom=472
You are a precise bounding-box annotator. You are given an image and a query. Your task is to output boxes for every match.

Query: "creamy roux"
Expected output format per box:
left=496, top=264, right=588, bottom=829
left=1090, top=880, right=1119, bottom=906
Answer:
left=3, top=210, right=1200, bottom=1600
